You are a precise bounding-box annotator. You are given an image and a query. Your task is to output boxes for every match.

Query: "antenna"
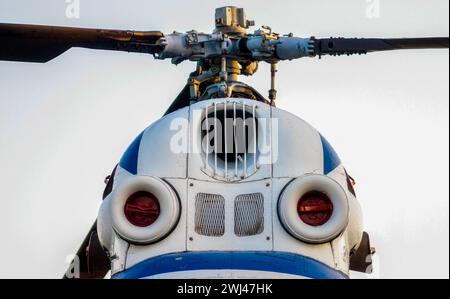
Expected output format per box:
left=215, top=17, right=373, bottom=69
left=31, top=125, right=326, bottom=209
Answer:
left=269, top=63, right=278, bottom=105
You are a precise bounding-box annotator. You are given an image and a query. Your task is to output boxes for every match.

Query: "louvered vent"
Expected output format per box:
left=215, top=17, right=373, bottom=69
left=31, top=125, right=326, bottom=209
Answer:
left=234, top=193, right=264, bottom=237
left=195, top=193, right=225, bottom=237
left=201, top=101, right=259, bottom=182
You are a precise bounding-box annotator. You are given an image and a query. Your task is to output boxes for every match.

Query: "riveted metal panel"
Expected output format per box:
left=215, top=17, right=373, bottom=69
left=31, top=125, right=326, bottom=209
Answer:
left=187, top=179, right=273, bottom=251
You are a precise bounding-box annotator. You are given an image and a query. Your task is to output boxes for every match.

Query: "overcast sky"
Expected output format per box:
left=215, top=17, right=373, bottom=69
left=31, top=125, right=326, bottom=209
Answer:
left=0, top=0, right=448, bottom=278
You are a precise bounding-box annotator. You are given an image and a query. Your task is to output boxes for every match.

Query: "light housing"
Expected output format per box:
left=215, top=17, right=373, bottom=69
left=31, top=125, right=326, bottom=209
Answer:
left=110, top=176, right=180, bottom=245
left=278, top=174, right=349, bottom=244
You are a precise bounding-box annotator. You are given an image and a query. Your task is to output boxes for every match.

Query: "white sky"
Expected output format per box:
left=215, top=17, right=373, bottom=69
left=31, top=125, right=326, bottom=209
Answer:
left=0, top=0, right=448, bottom=278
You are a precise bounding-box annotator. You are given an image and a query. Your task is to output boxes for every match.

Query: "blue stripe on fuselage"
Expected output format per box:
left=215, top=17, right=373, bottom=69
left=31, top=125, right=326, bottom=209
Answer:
left=119, top=131, right=144, bottom=175
left=112, top=251, right=348, bottom=279
left=319, top=134, right=342, bottom=175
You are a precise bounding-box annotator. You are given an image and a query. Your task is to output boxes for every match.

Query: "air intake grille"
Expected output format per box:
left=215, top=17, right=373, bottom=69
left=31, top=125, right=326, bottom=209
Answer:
left=195, top=193, right=225, bottom=237
left=201, top=101, right=259, bottom=182
left=234, top=193, right=264, bottom=237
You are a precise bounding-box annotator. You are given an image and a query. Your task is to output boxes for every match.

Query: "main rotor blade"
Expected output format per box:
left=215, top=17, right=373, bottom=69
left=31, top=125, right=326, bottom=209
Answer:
left=313, top=37, right=449, bottom=57
left=0, top=23, right=165, bottom=63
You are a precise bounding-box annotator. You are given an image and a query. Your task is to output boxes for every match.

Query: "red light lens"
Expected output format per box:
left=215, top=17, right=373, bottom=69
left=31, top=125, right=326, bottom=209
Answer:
left=124, top=191, right=160, bottom=227
left=297, top=191, right=333, bottom=226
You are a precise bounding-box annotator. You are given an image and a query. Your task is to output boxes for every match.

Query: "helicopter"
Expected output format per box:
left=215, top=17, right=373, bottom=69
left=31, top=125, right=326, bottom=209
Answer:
left=1, top=6, right=448, bottom=279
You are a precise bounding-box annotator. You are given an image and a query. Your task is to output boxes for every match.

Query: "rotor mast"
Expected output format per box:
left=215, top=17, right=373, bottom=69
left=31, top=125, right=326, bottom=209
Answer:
left=187, top=7, right=278, bottom=102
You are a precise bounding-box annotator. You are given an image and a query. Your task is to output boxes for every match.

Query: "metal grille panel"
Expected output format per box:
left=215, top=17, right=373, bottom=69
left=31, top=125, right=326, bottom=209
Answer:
left=234, top=193, right=264, bottom=237
left=195, top=193, right=225, bottom=237
left=202, top=102, right=259, bottom=182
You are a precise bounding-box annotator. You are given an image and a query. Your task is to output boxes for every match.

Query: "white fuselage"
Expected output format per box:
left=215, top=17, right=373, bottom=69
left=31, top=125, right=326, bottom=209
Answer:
left=97, top=98, right=363, bottom=279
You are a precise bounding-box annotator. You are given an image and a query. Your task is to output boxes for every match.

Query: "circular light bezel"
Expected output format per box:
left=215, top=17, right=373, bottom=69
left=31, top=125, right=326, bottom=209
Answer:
left=111, top=176, right=181, bottom=245
left=277, top=174, right=349, bottom=244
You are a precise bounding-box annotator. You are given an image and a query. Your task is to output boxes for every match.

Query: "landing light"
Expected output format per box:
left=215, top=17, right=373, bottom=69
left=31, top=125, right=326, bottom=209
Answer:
left=297, top=191, right=333, bottom=227
left=124, top=191, right=160, bottom=227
